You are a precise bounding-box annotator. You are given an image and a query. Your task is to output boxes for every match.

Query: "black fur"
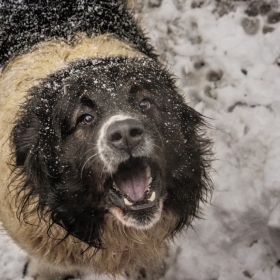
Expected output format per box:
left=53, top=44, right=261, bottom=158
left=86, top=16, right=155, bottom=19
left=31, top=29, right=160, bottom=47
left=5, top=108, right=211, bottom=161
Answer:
left=0, top=0, right=156, bottom=65
left=11, top=57, right=212, bottom=248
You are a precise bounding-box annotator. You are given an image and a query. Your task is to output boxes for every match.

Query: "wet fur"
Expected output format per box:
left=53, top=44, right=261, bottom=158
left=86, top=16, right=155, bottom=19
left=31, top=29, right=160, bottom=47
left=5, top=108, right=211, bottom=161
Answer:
left=0, top=1, right=212, bottom=279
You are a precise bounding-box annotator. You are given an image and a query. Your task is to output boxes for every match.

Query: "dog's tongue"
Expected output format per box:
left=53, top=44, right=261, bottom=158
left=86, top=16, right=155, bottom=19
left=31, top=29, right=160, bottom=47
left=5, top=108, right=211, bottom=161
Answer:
left=114, top=165, right=148, bottom=202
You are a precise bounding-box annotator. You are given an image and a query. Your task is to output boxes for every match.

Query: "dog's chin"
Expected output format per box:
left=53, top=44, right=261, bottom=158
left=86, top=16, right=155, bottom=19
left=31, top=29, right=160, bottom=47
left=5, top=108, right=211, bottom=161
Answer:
left=110, top=201, right=163, bottom=230
left=105, top=157, right=164, bottom=229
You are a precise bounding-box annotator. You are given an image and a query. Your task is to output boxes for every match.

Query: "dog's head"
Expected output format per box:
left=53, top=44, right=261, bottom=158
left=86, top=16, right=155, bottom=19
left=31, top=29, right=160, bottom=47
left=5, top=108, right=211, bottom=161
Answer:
left=11, top=57, right=212, bottom=247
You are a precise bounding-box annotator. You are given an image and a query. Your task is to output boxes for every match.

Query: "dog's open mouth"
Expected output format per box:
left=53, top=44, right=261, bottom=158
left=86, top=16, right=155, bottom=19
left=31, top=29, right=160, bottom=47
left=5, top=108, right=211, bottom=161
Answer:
left=108, top=157, right=160, bottom=211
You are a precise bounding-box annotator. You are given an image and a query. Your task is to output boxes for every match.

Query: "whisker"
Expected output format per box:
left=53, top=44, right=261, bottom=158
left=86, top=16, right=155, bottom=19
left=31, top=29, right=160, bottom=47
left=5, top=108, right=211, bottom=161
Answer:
left=82, top=146, right=98, bottom=156
left=80, top=153, right=100, bottom=179
left=87, top=153, right=102, bottom=168
left=152, top=143, right=163, bottom=152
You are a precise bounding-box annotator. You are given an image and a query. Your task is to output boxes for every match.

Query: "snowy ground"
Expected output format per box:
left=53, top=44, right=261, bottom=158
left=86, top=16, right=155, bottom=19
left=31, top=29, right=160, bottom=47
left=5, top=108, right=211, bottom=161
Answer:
left=1, top=0, right=280, bottom=279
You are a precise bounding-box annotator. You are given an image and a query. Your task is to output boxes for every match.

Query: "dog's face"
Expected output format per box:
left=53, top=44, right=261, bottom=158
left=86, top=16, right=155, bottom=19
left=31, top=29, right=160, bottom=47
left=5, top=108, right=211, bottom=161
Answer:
left=12, top=58, right=211, bottom=247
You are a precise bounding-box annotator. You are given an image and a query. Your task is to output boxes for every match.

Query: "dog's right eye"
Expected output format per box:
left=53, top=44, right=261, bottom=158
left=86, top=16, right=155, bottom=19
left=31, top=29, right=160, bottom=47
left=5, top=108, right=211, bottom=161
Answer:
left=139, top=99, right=151, bottom=110
left=78, top=114, right=94, bottom=125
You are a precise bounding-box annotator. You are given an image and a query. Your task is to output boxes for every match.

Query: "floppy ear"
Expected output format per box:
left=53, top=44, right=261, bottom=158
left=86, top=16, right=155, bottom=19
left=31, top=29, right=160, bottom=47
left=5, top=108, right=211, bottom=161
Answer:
left=11, top=104, right=59, bottom=197
left=179, top=101, right=212, bottom=174
left=12, top=114, right=41, bottom=167
left=164, top=100, right=213, bottom=233
left=180, top=102, right=203, bottom=128
left=11, top=85, right=61, bottom=180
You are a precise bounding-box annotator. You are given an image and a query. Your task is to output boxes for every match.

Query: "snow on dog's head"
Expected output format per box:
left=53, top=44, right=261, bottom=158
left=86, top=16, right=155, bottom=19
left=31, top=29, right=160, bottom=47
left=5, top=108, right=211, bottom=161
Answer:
left=11, top=56, right=212, bottom=246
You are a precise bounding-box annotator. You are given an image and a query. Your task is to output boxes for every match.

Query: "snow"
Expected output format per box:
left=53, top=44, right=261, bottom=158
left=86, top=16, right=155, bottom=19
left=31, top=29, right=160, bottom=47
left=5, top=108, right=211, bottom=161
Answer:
left=1, top=0, right=280, bottom=279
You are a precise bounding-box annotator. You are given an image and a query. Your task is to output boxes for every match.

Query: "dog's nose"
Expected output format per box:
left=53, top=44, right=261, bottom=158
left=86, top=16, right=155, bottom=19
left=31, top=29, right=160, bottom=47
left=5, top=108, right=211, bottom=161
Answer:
left=106, top=119, right=144, bottom=152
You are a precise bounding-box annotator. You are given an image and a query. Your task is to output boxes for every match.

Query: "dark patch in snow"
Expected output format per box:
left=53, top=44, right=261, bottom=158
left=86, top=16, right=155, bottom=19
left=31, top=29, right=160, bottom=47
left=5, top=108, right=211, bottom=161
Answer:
left=262, top=25, right=274, bottom=33
left=148, top=0, right=162, bottom=8
left=275, top=56, right=280, bottom=66
left=206, top=70, right=223, bottom=82
left=241, top=68, right=248, bottom=75
left=204, top=85, right=217, bottom=100
left=63, top=275, right=78, bottom=280
left=194, top=60, right=205, bottom=70
left=243, top=270, right=253, bottom=278
left=22, top=261, right=28, bottom=277
left=212, top=0, right=235, bottom=17
left=259, top=3, right=271, bottom=15
left=173, top=0, right=188, bottom=10
left=228, top=101, right=250, bottom=112
left=191, top=1, right=205, bottom=9
left=241, top=17, right=260, bottom=35
left=267, top=11, right=280, bottom=24
left=228, top=101, right=271, bottom=112
left=190, top=35, right=202, bottom=45
left=245, top=1, right=259, bottom=17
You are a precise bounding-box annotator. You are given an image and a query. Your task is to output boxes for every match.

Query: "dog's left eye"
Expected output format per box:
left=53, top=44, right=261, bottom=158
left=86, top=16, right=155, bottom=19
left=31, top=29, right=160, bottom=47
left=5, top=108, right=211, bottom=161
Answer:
left=79, top=114, right=94, bottom=125
left=139, top=99, right=151, bottom=110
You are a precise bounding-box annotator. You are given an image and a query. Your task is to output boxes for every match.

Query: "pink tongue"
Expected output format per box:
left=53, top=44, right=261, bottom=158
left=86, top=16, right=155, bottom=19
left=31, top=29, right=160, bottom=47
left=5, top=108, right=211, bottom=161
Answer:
left=115, top=167, right=147, bottom=201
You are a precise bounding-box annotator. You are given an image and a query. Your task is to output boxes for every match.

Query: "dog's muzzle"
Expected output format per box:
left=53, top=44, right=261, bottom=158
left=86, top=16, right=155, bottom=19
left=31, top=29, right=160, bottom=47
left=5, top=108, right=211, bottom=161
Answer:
left=98, top=115, right=162, bottom=213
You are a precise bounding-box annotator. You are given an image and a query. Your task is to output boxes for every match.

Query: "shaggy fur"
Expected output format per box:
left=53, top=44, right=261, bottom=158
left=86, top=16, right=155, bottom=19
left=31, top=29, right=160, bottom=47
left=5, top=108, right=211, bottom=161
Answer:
left=0, top=1, right=212, bottom=279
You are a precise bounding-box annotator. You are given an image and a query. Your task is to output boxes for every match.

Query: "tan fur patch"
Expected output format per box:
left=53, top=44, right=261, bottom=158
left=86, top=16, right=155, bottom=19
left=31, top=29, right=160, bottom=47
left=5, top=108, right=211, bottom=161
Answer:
left=123, top=0, right=135, bottom=10
left=0, top=33, right=176, bottom=276
left=4, top=181, right=177, bottom=276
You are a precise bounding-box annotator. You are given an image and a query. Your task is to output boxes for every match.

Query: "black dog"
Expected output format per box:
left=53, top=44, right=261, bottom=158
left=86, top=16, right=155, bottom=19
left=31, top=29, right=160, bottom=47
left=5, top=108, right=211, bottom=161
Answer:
left=0, top=1, right=212, bottom=279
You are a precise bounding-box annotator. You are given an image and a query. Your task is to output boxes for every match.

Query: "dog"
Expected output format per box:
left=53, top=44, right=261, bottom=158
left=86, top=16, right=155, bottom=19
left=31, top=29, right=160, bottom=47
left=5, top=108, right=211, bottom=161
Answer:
left=0, top=1, right=212, bottom=279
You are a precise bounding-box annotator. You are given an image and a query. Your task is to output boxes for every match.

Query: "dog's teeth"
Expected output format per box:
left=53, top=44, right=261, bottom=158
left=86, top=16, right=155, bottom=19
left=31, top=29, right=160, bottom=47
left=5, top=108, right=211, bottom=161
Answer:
left=147, top=191, right=156, bottom=202
left=148, top=176, right=153, bottom=185
left=124, top=198, right=133, bottom=206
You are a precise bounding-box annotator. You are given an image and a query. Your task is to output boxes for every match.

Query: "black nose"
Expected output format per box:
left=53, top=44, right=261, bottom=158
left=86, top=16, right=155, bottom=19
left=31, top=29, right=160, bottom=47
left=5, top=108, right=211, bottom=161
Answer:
left=106, top=119, right=144, bottom=152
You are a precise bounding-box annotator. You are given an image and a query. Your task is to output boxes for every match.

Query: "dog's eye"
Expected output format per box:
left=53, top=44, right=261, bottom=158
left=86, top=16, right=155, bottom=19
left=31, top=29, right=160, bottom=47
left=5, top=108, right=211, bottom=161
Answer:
left=139, top=99, right=151, bottom=110
left=79, top=114, right=94, bottom=125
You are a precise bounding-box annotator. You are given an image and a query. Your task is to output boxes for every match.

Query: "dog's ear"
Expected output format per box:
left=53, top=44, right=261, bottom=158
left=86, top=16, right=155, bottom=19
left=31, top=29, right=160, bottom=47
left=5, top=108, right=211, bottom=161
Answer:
left=12, top=114, right=41, bottom=167
left=11, top=106, right=62, bottom=220
left=180, top=102, right=203, bottom=128
left=12, top=106, right=59, bottom=184
left=165, top=100, right=212, bottom=232
left=179, top=101, right=212, bottom=171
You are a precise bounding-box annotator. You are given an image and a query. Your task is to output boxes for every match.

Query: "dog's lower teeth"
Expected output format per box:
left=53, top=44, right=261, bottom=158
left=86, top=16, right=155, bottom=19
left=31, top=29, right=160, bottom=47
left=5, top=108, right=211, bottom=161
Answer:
left=147, top=191, right=156, bottom=202
left=124, top=198, right=133, bottom=206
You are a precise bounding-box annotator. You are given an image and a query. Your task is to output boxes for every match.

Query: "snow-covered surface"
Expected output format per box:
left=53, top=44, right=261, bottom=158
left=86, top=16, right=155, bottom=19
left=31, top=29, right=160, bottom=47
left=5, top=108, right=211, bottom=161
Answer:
left=1, top=0, right=280, bottom=279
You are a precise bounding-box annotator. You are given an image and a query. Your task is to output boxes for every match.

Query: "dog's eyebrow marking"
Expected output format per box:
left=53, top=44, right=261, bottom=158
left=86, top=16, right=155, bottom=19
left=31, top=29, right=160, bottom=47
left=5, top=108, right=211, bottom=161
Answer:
left=129, top=84, right=142, bottom=95
left=79, top=95, right=96, bottom=109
